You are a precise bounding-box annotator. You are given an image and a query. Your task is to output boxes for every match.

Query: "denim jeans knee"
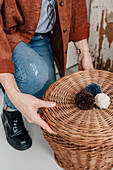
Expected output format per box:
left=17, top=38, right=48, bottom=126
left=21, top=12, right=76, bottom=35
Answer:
left=26, top=59, right=49, bottom=94
left=12, top=41, right=49, bottom=94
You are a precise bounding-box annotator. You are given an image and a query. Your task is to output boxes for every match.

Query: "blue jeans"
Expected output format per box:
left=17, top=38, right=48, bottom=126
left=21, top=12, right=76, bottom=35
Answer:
left=4, top=33, right=56, bottom=110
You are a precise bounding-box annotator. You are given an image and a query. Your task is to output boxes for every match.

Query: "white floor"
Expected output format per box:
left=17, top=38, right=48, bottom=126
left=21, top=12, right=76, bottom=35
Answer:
left=0, top=67, right=78, bottom=170
left=0, top=88, right=63, bottom=170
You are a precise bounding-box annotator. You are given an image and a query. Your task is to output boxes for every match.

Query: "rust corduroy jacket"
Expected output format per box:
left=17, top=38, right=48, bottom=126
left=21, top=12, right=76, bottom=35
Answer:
left=0, top=0, right=90, bottom=77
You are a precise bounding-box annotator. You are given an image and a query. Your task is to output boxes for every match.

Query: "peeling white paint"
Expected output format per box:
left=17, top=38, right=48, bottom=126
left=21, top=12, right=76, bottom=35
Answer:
left=89, top=0, right=113, bottom=68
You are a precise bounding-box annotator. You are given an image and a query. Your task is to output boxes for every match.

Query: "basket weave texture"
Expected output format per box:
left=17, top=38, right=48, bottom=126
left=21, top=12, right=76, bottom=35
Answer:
left=41, top=70, right=113, bottom=170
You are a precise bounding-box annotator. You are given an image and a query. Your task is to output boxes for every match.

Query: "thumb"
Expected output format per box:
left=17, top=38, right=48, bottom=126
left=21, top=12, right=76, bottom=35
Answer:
left=78, top=55, right=83, bottom=71
left=37, top=99, right=56, bottom=108
left=78, top=55, right=82, bottom=63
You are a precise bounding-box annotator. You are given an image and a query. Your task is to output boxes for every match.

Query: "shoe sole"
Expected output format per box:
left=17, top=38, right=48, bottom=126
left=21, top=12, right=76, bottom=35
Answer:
left=1, top=113, right=32, bottom=151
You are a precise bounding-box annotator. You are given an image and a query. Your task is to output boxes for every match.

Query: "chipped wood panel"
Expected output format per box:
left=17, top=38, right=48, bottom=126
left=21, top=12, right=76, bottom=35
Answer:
left=89, top=0, right=113, bottom=71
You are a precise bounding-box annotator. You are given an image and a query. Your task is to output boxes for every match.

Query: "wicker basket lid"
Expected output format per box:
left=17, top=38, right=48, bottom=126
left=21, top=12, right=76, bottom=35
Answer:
left=41, top=70, right=113, bottom=145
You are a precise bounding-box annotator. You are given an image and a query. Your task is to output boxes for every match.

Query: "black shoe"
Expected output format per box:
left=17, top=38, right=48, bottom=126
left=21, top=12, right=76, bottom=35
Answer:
left=1, top=109, right=32, bottom=151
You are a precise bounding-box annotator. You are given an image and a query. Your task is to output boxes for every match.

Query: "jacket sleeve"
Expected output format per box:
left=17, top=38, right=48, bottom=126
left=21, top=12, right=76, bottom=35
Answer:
left=69, top=0, right=90, bottom=42
left=0, top=2, right=14, bottom=74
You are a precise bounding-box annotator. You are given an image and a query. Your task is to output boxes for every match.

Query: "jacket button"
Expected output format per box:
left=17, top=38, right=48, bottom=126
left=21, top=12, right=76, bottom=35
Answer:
left=59, top=1, right=64, bottom=7
left=10, top=26, right=15, bottom=30
left=63, top=28, right=67, bottom=33
left=65, top=50, right=67, bottom=54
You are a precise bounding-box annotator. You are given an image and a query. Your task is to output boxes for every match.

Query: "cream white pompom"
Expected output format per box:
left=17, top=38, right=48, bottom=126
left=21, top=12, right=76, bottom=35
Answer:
left=95, top=93, right=110, bottom=109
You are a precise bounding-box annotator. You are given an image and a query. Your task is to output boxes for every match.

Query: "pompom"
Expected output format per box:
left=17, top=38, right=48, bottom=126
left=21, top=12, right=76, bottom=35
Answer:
left=95, top=93, right=110, bottom=109
left=75, top=89, right=95, bottom=110
left=85, top=83, right=102, bottom=97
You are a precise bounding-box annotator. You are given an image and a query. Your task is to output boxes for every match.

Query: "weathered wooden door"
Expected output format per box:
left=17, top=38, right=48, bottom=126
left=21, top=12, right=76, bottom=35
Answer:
left=89, top=0, right=113, bottom=71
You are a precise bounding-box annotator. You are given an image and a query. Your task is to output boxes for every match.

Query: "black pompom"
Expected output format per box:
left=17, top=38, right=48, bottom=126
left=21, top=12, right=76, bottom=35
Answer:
left=75, top=89, right=95, bottom=110
left=85, top=83, right=102, bottom=97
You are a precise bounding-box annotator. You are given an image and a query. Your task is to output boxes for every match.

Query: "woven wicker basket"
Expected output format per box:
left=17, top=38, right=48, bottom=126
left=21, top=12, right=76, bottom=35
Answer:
left=41, top=70, right=113, bottom=170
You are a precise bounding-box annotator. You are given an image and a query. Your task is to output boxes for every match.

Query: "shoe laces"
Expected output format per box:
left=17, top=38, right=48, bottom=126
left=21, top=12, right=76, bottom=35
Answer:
left=11, top=115, right=27, bottom=137
left=13, top=117, right=20, bottom=133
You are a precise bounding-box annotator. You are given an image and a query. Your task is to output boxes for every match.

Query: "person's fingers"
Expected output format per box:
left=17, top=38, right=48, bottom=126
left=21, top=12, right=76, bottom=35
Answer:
left=80, top=65, right=91, bottom=70
left=36, top=99, right=56, bottom=108
left=26, top=108, right=57, bottom=134
left=78, top=65, right=83, bottom=71
left=78, top=55, right=82, bottom=64
left=78, top=55, right=83, bottom=71
left=35, top=113, right=57, bottom=134
left=90, top=64, right=94, bottom=70
left=87, top=63, right=94, bottom=70
left=79, top=63, right=83, bottom=71
left=81, top=57, right=94, bottom=70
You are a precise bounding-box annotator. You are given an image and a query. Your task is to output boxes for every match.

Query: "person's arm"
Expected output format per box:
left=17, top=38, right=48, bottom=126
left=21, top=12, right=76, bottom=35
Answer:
left=74, top=39, right=94, bottom=70
left=69, top=0, right=93, bottom=70
left=0, top=73, right=57, bottom=134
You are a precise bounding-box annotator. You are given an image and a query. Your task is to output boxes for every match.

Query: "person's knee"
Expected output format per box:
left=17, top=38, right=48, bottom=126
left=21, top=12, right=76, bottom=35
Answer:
left=12, top=41, right=50, bottom=94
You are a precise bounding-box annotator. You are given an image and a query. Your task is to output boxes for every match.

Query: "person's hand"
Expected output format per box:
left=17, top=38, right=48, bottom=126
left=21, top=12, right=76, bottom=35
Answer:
left=10, top=92, right=57, bottom=134
left=0, top=73, right=57, bottom=134
left=0, top=73, right=56, bottom=134
left=78, top=51, right=94, bottom=71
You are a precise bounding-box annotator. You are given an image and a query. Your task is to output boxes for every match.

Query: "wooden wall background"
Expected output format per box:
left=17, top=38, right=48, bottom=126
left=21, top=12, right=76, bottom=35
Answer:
left=89, top=0, right=113, bottom=71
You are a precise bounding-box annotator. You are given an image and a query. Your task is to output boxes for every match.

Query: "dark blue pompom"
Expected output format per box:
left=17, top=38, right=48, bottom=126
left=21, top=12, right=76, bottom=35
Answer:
left=85, top=83, right=102, bottom=97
